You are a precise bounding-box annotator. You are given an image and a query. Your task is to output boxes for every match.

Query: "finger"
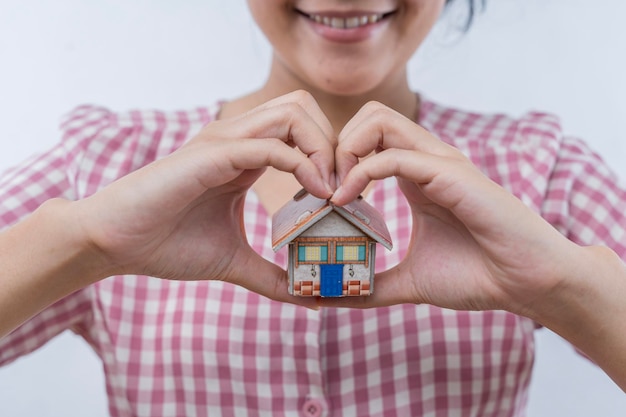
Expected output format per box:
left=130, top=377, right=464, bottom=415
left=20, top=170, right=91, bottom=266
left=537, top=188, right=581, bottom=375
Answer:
left=332, top=147, right=473, bottom=206
left=216, top=91, right=336, bottom=188
left=226, top=247, right=320, bottom=309
left=332, top=147, right=534, bottom=244
left=339, top=102, right=442, bottom=152
left=224, top=138, right=334, bottom=198
left=189, top=137, right=332, bottom=199
left=336, top=102, right=455, bottom=183
left=219, top=104, right=335, bottom=188
left=120, top=136, right=333, bottom=219
left=245, top=90, right=336, bottom=146
left=313, top=267, right=415, bottom=309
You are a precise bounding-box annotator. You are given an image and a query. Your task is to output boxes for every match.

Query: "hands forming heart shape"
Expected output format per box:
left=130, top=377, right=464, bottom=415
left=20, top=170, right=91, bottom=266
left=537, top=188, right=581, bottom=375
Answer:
left=72, top=90, right=588, bottom=319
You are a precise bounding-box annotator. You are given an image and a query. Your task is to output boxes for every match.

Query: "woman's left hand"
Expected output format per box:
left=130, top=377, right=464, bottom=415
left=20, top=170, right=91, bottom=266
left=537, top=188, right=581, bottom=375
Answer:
left=321, top=102, right=586, bottom=318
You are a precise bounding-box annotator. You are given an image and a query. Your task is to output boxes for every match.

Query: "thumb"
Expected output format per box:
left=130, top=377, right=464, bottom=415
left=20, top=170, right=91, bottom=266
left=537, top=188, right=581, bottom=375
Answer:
left=227, top=248, right=320, bottom=309
left=314, top=266, right=417, bottom=309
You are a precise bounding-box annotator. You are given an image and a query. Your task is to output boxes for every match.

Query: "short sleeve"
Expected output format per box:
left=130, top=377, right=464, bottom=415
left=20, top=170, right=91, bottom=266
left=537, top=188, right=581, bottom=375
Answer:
left=0, top=105, right=113, bottom=365
left=542, top=136, right=626, bottom=259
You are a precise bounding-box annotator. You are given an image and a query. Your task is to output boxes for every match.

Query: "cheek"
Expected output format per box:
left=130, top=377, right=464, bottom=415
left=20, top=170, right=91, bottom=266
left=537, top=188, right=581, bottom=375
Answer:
left=403, top=0, right=445, bottom=29
left=408, top=0, right=447, bottom=14
left=399, top=0, right=445, bottom=49
left=247, top=0, right=290, bottom=41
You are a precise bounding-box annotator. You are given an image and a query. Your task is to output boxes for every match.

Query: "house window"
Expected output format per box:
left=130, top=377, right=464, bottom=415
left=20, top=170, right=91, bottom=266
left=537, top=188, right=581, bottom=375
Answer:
left=298, top=245, right=328, bottom=263
left=336, top=244, right=366, bottom=262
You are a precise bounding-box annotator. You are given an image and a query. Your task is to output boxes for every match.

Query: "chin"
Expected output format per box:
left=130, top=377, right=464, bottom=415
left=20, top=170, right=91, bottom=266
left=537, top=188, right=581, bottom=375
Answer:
left=314, top=73, right=386, bottom=97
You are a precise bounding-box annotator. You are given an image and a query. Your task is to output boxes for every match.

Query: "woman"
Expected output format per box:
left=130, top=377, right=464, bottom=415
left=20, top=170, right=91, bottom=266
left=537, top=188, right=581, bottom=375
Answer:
left=1, top=1, right=625, bottom=415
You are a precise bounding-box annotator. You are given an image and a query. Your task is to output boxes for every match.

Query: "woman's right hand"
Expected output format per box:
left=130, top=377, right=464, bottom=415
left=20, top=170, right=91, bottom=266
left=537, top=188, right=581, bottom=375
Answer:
left=69, top=91, right=335, bottom=303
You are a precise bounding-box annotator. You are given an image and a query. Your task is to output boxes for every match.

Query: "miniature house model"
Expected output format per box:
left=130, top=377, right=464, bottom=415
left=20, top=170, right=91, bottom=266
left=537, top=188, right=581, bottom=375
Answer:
left=272, top=189, right=392, bottom=297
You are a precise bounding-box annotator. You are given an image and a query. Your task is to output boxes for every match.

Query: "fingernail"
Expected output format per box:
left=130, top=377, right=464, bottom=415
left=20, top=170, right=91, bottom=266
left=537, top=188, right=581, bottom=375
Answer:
left=324, top=181, right=334, bottom=195
left=331, top=185, right=343, bottom=203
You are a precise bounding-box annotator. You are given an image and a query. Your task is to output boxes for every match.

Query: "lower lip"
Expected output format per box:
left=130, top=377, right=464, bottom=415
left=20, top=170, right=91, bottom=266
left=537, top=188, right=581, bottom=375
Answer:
left=301, top=16, right=389, bottom=43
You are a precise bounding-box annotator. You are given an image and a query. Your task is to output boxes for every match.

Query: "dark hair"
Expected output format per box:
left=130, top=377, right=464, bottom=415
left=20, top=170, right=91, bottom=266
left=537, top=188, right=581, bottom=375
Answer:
left=445, top=0, right=486, bottom=30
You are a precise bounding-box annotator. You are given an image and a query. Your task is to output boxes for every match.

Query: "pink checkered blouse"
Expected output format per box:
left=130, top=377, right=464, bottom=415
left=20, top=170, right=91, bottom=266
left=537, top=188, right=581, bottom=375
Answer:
left=2, top=98, right=626, bottom=417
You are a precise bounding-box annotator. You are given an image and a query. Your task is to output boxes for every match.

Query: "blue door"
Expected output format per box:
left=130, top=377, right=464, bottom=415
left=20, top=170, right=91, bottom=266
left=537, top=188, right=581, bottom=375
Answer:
left=320, top=264, right=343, bottom=297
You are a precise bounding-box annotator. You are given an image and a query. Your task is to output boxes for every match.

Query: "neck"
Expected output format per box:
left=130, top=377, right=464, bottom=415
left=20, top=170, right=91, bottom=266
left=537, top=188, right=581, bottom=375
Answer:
left=299, top=84, right=418, bottom=134
left=220, top=63, right=418, bottom=134
left=218, top=63, right=419, bottom=215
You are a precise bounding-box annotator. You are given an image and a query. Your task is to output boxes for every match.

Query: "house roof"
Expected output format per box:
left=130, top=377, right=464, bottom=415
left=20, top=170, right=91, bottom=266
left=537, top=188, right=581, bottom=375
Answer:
left=272, top=189, right=393, bottom=252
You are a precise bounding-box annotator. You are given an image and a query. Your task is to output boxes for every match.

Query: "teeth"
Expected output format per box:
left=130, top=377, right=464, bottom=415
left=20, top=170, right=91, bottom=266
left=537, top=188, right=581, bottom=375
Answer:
left=345, top=17, right=360, bottom=29
left=307, top=13, right=385, bottom=29
left=330, top=17, right=344, bottom=28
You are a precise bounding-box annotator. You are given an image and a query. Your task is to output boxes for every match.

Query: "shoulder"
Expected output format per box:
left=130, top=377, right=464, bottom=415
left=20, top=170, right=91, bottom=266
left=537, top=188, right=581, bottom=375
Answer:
left=421, top=100, right=614, bottom=174
left=58, top=103, right=222, bottom=197
left=60, top=103, right=221, bottom=149
left=419, top=98, right=562, bottom=152
left=554, top=135, right=618, bottom=177
left=419, top=98, right=565, bottom=210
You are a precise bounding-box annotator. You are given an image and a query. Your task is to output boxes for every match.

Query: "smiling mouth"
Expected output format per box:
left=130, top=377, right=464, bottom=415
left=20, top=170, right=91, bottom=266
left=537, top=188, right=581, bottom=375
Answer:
left=295, top=10, right=395, bottom=29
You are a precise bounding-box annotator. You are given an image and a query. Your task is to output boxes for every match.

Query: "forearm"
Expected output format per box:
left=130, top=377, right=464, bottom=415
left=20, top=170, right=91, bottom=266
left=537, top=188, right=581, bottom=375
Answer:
left=0, top=199, right=110, bottom=338
left=528, top=244, right=626, bottom=391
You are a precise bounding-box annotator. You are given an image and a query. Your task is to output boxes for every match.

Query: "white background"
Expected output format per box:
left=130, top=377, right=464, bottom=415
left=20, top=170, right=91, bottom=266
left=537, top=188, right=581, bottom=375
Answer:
left=1, top=0, right=625, bottom=415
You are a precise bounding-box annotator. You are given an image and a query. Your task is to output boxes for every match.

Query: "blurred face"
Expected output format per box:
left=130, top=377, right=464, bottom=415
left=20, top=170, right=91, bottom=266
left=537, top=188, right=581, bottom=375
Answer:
left=247, top=0, right=445, bottom=96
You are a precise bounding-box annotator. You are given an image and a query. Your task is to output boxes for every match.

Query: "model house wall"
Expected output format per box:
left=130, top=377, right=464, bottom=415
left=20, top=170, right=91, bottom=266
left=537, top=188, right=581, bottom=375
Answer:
left=287, top=212, right=376, bottom=296
left=272, top=191, right=392, bottom=297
